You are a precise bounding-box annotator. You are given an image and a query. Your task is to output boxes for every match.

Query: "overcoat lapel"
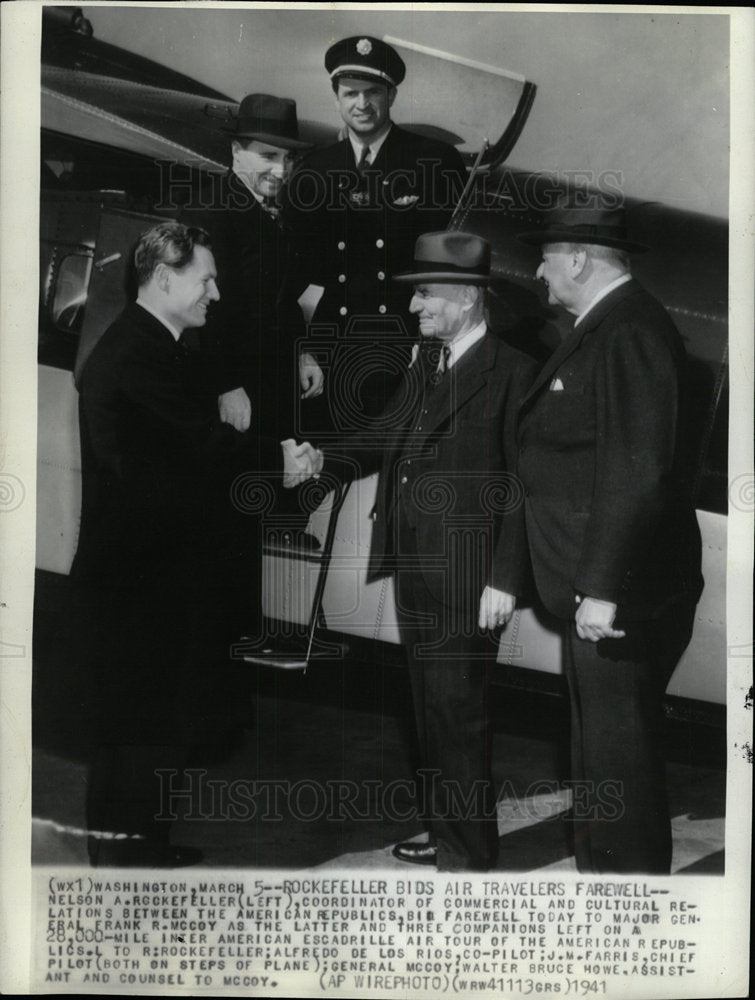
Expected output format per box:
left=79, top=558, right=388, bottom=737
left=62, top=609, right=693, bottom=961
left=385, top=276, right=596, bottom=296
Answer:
left=421, top=334, right=496, bottom=435
left=521, top=279, right=640, bottom=406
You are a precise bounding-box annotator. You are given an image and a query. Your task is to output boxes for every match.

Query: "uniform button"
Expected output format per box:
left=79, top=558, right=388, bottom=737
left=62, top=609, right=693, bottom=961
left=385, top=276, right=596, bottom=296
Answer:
left=337, top=241, right=346, bottom=250
left=400, top=475, right=408, bottom=485
left=377, top=271, right=385, bottom=280
left=339, top=306, right=347, bottom=316
left=376, top=239, right=384, bottom=248
left=338, top=274, right=346, bottom=283
left=378, top=305, right=387, bottom=314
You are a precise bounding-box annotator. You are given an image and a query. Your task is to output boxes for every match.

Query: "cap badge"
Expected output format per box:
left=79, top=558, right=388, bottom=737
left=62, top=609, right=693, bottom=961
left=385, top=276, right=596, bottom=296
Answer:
left=356, top=38, right=372, bottom=56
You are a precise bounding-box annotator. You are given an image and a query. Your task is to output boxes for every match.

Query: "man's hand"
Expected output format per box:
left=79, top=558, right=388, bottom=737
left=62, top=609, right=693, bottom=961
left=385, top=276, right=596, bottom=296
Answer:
left=575, top=596, right=626, bottom=642
left=299, top=353, right=324, bottom=398
left=280, top=438, right=324, bottom=488
left=218, top=387, right=252, bottom=432
left=478, top=586, right=516, bottom=631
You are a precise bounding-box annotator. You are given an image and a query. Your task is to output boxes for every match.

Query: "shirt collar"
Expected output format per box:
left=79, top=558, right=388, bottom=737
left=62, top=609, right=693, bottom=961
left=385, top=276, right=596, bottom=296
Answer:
left=574, top=273, right=632, bottom=327
left=349, top=122, right=392, bottom=167
left=232, top=171, right=271, bottom=206
left=136, top=298, right=183, bottom=342
left=445, top=319, right=487, bottom=368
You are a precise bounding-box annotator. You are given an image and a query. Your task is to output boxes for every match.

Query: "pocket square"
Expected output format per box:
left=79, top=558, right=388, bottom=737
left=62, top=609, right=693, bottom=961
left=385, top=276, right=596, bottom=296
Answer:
left=549, top=377, right=565, bottom=391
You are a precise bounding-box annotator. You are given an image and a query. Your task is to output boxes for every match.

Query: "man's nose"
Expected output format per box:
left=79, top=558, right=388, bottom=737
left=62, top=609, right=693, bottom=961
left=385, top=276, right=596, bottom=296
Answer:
left=208, top=280, right=220, bottom=302
left=409, top=295, right=421, bottom=314
left=355, top=92, right=369, bottom=109
left=270, top=160, right=286, bottom=178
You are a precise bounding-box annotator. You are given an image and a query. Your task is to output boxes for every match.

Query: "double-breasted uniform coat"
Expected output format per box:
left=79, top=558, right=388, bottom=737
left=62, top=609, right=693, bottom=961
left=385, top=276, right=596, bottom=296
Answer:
left=283, top=125, right=467, bottom=430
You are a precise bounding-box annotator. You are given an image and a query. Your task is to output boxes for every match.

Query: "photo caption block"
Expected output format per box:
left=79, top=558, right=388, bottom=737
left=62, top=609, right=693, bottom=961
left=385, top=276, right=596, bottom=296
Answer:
left=34, top=867, right=725, bottom=998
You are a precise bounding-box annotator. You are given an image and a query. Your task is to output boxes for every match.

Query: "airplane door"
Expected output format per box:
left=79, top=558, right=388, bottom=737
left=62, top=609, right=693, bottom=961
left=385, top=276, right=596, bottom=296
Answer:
left=74, top=208, right=162, bottom=384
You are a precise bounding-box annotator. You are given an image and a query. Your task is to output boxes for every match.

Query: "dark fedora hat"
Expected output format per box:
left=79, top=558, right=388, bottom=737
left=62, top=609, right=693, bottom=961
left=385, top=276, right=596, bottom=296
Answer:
left=223, top=93, right=311, bottom=150
left=325, top=36, right=406, bottom=88
left=518, top=205, right=648, bottom=253
left=393, top=232, right=491, bottom=285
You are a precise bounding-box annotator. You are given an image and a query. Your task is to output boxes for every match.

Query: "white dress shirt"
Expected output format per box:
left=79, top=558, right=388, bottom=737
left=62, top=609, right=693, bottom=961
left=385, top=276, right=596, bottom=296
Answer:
left=349, top=123, right=392, bottom=167
left=445, top=319, right=488, bottom=369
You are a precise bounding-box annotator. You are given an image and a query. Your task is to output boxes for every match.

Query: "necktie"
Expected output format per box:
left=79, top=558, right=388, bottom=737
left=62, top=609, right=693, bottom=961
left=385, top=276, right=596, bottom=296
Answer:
left=438, top=344, right=451, bottom=375
left=262, top=197, right=280, bottom=220
left=357, top=145, right=371, bottom=172
left=425, top=343, right=451, bottom=388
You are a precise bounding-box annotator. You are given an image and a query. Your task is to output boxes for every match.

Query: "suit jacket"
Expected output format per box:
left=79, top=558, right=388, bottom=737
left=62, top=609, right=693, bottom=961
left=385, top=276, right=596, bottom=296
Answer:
left=512, top=279, right=703, bottom=622
left=69, top=302, right=281, bottom=743
left=180, top=171, right=304, bottom=437
left=283, top=124, right=467, bottom=336
left=330, top=332, right=537, bottom=608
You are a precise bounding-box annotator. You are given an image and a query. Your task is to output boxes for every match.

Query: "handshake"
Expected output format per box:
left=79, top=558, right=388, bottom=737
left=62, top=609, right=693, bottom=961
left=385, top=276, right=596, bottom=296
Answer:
left=280, top=439, right=324, bottom=488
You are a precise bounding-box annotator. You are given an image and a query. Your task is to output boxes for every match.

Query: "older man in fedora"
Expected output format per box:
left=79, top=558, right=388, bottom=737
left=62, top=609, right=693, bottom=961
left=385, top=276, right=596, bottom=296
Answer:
left=282, top=36, right=467, bottom=432
left=512, top=203, right=704, bottom=874
left=313, top=232, right=536, bottom=871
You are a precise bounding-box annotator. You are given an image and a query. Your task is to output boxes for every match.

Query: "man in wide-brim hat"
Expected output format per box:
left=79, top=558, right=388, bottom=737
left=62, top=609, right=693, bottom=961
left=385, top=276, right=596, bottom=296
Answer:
left=180, top=92, right=324, bottom=626
left=184, top=93, right=322, bottom=437
left=502, top=202, right=704, bottom=874
left=316, top=231, right=537, bottom=871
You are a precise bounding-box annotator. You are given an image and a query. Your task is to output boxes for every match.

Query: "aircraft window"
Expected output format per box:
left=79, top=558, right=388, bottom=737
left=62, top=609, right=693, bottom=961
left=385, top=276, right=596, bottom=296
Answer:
left=51, top=254, right=92, bottom=334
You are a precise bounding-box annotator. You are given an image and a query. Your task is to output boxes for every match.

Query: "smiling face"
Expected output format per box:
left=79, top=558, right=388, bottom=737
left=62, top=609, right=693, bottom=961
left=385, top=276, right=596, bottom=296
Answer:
left=232, top=139, right=294, bottom=199
left=409, top=283, right=471, bottom=342
left=334, top=76, right=395, bottom=142
left=162, top=245, right=219, bottom=332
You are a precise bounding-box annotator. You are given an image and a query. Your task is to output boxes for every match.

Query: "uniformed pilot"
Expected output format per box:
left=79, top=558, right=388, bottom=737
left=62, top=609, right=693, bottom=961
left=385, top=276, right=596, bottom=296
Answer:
left=282, top=35, right=467, bottom=435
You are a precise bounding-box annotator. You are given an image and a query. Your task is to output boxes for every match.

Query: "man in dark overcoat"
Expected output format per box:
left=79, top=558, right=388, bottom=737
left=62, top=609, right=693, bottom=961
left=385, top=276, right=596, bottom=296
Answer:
left=318, top=232, right=537, bottom=871
left=180, top=93, right=323, bottom=548
left=282, top=36, right=468, bottom=432
left=72, top=222, right=317, bottom=866
left=511, top=205, right=704, bottom=874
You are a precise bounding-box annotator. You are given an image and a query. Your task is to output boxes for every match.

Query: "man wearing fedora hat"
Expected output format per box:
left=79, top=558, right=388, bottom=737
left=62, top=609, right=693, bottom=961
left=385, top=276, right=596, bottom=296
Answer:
left=313, top=232, right=536, bottom=870
left=182, top=93, right=323, bottom=440
left=282, top=36, right=467, bottom=434
left=511, top=204, right=704, bottom=874
left=182, top=93, right=323, bottom=564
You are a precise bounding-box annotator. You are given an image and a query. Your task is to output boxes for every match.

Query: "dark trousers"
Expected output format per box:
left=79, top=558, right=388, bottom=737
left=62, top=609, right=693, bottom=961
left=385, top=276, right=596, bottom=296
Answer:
left=563, top=600, right=696, bottom=874
left=87, top=744, right=187, bottom=842
left=394, top=524, right=499, bottom=871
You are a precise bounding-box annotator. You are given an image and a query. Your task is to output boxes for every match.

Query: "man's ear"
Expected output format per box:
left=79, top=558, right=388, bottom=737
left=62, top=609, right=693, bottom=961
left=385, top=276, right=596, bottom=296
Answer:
left=460, top=285, right=478, bottom=312
left=155, top=263, right=171, bottom=293
left=571, top=246, right=588, bottom=278
left=387, top=86, right=397, bottom=109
